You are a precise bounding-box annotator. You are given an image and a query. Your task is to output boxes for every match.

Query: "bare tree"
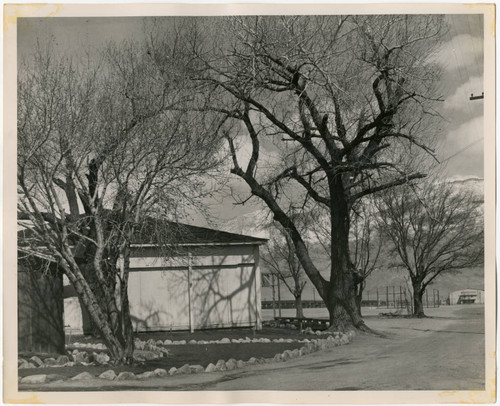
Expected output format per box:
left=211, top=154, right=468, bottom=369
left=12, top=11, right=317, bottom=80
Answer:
left=167, top=15, right=446, bottom=331
left=305, top=201, right=382, bottom=317
left=17, top=42, right=224, bottom=363
left=261, top=221, right=308, bottom=318
left=376, top=181, right=483, bottom=317
left=350, top=203, right=383, bottom=316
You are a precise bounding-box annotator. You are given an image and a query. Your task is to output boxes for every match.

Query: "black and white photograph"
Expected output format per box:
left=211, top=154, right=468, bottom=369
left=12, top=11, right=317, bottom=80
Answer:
left=3, top=3, right=495, bottom=404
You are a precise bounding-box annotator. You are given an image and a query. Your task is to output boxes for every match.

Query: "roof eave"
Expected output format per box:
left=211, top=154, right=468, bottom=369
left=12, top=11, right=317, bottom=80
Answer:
left=130, top=241, right=267, bottom=248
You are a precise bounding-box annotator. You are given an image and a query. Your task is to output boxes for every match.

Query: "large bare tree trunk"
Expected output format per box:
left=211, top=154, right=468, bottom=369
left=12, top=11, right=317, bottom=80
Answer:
left=412, top=282, right=426, bottom=318
left=294, top=295, right=304, bottom=319
left=62, top=251, right=135, bottom=364
left=324, top=277, right=365, bottom=331
left=323, top=178, right=366, bottom=331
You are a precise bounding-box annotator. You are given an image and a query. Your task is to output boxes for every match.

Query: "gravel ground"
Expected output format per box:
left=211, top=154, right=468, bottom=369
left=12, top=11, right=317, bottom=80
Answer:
left=19, top=304, right=485, bottom=392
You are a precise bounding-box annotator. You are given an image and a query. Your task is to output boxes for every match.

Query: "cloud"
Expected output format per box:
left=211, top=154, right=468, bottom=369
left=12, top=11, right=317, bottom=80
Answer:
left=233, top=135, right=281, bottom=173
left=433, top=34, right=483, bottom=74
left=440, top=116, right=483, bottom=178
left=443, top=75, right=484, bottom=114
left=445, top=115, right=483, bottom=151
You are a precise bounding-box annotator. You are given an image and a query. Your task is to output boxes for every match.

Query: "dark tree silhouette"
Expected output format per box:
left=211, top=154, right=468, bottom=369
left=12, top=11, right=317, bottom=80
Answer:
left=169, top=15, right=446, bottom=330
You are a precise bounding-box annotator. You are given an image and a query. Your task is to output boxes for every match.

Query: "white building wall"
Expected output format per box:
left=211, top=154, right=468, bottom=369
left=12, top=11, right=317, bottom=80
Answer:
left=449, top=289, right=485, bottom=304
left=63, top=244, right=262, bottom=333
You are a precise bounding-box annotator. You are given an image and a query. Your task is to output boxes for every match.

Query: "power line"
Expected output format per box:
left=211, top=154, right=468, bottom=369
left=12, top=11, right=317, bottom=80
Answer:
left=440, top=138, right=483, bottom=164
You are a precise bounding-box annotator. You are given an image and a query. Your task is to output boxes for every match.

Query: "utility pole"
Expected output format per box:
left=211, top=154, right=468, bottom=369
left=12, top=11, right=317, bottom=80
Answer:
left=470, top=92, right=484, bottom=100
left=277, top=276, right=282, bottom=317
left=271, top=274, right=276, bottom=318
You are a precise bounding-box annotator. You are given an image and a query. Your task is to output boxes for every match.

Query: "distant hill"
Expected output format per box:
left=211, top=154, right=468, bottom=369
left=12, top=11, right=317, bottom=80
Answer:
left=447, top=177, right=484, bottom=200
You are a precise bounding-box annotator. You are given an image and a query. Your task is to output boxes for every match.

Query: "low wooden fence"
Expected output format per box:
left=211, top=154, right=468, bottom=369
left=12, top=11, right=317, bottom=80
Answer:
left=273, top=316, right=330, bottom=331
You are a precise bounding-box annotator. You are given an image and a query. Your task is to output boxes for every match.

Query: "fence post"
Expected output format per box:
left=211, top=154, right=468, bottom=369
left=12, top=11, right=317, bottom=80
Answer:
left=386, top=286, right=389, bottom=308
left=377, top=288, right=379, bottom=307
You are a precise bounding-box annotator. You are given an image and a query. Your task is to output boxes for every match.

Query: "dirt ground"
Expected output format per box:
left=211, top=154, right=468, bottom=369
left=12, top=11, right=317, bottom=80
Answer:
left=19, top=304, right=485, bottom=391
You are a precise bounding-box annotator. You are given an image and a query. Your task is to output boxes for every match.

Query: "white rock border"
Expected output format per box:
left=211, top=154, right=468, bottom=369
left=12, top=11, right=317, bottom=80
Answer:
left=19, top=331, right=339, bottom=370
left=18, top=331, right=355, bottom=384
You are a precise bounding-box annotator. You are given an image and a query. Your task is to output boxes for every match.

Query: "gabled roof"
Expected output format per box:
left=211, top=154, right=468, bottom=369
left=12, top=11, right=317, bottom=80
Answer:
left=131, top=220, right=267, bottom=247
left=18, top=219, right=267, bottom=249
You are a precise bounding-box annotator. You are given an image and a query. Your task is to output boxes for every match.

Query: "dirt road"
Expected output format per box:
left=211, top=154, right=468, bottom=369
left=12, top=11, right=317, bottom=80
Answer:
left=22, top=305, right=484, bottom=391
left=199, top=305, right=485, bottom=391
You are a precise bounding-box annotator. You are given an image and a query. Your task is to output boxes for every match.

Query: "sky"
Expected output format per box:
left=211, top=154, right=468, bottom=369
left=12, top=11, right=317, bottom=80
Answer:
left=17, top=14, right=485, bottom=224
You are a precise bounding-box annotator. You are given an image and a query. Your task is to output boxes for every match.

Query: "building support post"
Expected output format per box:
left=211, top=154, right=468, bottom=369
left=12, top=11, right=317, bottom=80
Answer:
left=253, top=246, right=262, bottom=330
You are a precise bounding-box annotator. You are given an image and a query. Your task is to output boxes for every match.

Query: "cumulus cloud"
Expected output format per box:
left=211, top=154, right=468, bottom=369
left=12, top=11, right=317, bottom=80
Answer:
left=444, top=115, right=483, bottom=151
left=232, top=135, right=281, bottom=172
left=443, top=75, right=484, bottom=113
left=440, top=116, right=483, bottom=178
left=433, top=34, right=483, bottom=74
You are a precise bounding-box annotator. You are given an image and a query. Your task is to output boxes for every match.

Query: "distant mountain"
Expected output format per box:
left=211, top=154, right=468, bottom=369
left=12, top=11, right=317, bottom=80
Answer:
left=447, top=177, right=484, bottom=199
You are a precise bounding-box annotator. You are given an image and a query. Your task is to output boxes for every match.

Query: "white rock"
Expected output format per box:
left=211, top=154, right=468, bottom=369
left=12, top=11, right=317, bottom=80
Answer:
left=154, top=368, right=167, bottom=376
left=94, top=352, right=110, bottom=364
left=29, top=356, right=43, bottom=367
left=189, top=365, right=205, bottom=373
left=225, top=358, right=237, bottom=370
left=177, top=364, right=191, bottom=374
left=136, top=371, right=156, bottom=380
left=215, top=359, right=227, bottom=371
left=71, top=372, right=95, bottom=381
left=116, top=372, right=136, bottom=381
left=20, top=374, right=47, bottom=384
left=18, top=362, right=37, bottom=369
left=99, top=370, right=117, bottom=380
